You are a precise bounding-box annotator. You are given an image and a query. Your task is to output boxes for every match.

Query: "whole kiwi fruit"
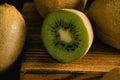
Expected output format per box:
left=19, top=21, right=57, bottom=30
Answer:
left=0, top=3, right=26, bottom=72
left=34, top=0, right=87, bottom=17
left=88, top=0, right=120, bottom=49
left=102, top=68, right=120, bottom=80
left=41, top=9, right=93, bottom=62
left=0, top=0, right=24, bottom=11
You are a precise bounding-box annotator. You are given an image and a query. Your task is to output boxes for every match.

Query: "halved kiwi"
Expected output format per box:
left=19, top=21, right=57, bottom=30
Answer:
left=41, top=9, right=93, bottom=63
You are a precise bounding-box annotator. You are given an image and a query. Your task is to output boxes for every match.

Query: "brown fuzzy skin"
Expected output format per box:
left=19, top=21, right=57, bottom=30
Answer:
left=34, top=0, right=87, bottom=17
left=88, top=0, right=120, bottom=49
left=0, top=3, right=26, bottom=72
left=102, top=68, right=120, bottom=80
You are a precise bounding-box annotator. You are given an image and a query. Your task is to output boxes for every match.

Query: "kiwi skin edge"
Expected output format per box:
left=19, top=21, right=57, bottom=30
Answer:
left=41, top=9, right=94, bottom=63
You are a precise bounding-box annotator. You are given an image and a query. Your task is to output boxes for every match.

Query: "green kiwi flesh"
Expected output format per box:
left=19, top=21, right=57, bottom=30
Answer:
left=41, top=9, right=93, bottom=62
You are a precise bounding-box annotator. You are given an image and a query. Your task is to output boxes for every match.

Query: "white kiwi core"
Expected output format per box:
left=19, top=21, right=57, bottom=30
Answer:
left=58, top=27, right=73, bottom=43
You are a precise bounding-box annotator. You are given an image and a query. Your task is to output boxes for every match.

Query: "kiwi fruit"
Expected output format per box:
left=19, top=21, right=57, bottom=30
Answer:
left=0, top=0, right=24, bottom=11
left=87, top=0, right=120, bottom=49
left=0, top=3, right=26, bottom=72
left=102, top=68, right=120, bottom=80
left=34, top=0, right=87, bottom=17
left=41, top=9, right=93, bottom=62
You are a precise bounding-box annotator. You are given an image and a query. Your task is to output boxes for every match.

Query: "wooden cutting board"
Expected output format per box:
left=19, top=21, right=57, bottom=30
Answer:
left=20, top=2, right=120, bottom=80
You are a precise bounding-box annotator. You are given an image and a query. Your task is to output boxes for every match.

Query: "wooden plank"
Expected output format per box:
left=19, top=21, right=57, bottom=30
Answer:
left=20, top=72, right=104, bottom=80
left=20, top=2, right=120, bottom=80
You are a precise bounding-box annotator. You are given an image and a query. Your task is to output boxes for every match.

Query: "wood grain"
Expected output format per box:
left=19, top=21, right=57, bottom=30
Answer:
left=20, top=2, right=120, bottom=80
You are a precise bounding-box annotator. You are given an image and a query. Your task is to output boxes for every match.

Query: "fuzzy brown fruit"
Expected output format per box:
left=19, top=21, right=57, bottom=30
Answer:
left=0, top=3, right=26, bottom=72
left=34, top=0, right=87, bottom=17
left=102, top=68, right=120, bottom=80
left=88, top=0, right=120, bottom=49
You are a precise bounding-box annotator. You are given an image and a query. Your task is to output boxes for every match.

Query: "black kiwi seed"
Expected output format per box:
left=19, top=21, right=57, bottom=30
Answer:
left=50, top=18, right=81, bottom=52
